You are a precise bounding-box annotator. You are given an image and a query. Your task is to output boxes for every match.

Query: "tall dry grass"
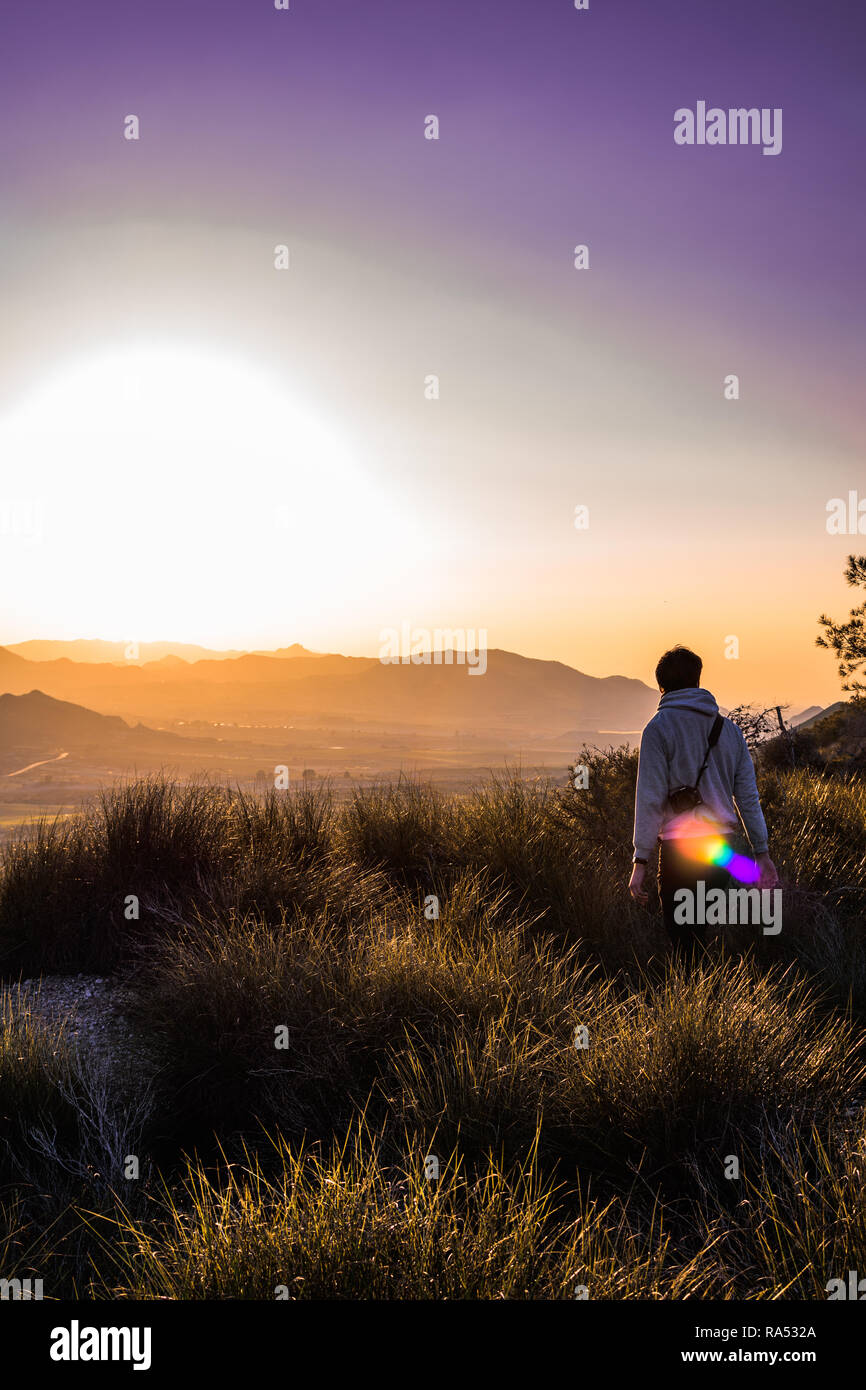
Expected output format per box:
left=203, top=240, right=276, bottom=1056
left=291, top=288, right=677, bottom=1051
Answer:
left=0, top=763, right=864, bottom=1298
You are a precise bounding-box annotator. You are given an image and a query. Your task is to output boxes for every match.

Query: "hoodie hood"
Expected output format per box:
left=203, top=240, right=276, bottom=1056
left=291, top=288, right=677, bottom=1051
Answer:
left=657, top=687, right=720, bottom=716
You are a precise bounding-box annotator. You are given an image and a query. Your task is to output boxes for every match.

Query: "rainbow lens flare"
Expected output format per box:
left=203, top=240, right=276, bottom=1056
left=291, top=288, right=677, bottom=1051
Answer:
left=676, top=835, right=761, bottom=884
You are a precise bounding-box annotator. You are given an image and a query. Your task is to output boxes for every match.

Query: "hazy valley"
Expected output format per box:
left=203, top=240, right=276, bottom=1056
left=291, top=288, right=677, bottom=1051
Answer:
left=0, top=641, right=666, bottom=836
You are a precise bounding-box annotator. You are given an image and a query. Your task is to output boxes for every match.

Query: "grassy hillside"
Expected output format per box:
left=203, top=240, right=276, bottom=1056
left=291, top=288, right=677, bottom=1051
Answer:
left=1, top=758, right=865, bottom=1299
left=762, top=701, right=866, bottom=774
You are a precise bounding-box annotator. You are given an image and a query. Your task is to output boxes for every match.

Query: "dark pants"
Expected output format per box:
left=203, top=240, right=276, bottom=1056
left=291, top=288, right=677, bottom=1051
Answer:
left=658, top=838, right=733, bottom=959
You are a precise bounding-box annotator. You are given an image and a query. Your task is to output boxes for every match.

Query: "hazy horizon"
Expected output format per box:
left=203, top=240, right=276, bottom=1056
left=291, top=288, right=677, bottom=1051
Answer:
left=0, top=629, right=843, bottom=714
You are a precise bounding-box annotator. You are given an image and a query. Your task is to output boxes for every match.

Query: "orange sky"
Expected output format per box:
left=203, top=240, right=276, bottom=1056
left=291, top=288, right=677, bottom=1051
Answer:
left=0, top=330, right=856, bottom=712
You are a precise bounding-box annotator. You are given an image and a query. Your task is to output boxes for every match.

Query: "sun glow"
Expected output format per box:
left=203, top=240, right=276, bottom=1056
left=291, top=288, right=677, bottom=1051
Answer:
left=0, top=343, right=416, bottom=646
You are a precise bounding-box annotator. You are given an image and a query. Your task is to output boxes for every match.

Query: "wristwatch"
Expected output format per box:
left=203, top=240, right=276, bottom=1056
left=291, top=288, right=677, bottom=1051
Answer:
left=633, top=857, right=648, bottom=865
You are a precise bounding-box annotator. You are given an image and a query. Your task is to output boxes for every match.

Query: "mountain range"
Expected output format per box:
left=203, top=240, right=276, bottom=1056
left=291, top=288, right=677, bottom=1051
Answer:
left=6, top=640, right=320, bottom=665
left=0, top=644, right=660, bottom=738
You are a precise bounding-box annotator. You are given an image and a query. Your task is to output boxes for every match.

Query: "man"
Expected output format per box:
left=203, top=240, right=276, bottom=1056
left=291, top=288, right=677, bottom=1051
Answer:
left=629, top=645, right=778, bottom=955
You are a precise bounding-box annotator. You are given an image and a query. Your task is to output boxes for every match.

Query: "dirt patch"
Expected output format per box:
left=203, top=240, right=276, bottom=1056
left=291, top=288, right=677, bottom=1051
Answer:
left=13, top=973, right=162, bottom=1093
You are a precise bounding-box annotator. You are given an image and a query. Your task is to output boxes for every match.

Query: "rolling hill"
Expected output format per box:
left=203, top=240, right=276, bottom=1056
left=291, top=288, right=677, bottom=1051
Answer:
left=0, top=690, right=179, bottom=753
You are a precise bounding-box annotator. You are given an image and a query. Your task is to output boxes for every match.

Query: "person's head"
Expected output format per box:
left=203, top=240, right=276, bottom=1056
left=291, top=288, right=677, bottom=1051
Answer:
left=655, top=645, right=702, bottom=693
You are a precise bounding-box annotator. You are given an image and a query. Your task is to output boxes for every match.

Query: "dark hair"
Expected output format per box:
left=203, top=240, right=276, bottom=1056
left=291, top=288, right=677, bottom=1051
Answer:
left=655, top=646, right=702, bottom=692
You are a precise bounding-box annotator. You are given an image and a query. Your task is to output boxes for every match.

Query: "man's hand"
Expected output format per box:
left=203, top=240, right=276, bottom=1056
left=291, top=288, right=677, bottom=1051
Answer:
left=629, top=862, right=649, bottom=906
left=756, top=852, right=779, bottom=891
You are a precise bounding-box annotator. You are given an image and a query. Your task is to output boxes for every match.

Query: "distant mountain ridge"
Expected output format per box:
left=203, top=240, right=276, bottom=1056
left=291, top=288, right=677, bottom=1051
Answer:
left=5, top=640, right=322, bottom=665
left=0, top=643, right=659, bottom=736
left=792, top=702, right=845, bottom=731
left=0, top=690, right=176, bottom=750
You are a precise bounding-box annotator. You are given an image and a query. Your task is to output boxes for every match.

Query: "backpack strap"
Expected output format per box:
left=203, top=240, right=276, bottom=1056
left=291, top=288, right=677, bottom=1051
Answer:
left=694, top=714, right=725, bottom=788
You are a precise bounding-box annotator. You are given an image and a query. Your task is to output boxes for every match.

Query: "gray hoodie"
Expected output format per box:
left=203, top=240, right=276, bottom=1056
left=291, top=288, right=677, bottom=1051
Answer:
left=632, top=686, right=769, bottom=861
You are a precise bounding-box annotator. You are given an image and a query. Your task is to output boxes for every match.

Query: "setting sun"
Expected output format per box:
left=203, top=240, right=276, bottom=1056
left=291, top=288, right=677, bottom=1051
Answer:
left=0, top=343, right=417, bottom=645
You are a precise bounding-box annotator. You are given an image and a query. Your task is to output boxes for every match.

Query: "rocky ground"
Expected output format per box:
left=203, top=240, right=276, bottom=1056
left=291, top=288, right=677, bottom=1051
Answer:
left=13, top=973, right=160, bottom=1094
left=2, top=973, right=163, bottom=1188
